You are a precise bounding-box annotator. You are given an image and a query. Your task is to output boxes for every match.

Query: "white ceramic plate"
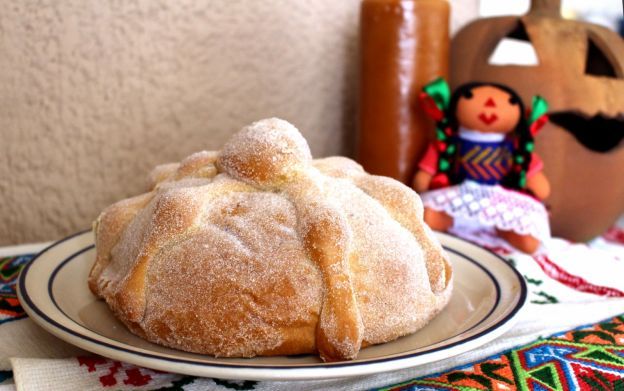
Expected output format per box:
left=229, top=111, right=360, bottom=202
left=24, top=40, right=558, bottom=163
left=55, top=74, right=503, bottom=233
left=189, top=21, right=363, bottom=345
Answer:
left=18, top=230, right=526, bottom=381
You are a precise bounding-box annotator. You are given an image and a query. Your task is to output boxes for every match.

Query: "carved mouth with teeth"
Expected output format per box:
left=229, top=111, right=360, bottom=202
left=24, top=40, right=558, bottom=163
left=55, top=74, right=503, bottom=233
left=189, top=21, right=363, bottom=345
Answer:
left=548, top=112, right=624, bottom=153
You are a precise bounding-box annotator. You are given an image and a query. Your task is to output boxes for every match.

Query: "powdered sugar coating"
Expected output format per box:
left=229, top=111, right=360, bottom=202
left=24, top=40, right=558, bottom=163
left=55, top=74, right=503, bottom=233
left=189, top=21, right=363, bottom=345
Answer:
left=143, top=192, right=322, bottom=357
left=89, top=118, right=452, bottom=362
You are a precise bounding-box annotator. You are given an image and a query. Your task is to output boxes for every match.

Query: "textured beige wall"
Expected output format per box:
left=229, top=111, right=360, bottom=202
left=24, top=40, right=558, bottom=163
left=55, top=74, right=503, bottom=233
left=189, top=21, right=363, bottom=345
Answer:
left=1, top=0, right=477, bottom=245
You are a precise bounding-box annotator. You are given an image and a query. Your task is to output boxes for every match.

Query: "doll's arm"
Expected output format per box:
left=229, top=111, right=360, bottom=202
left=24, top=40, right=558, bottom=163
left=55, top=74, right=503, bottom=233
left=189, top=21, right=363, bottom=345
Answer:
left=526, top=154, right=550, bottom=200
left=412, top=144, right=438, bottom=193
left=413, top=170, right=433, bottom=193
left=527, top=171, right=550, bottom=200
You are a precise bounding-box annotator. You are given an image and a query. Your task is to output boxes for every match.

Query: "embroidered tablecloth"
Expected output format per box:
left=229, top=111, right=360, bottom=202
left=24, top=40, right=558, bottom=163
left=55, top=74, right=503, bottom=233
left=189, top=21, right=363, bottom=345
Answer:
left=1, top=218, right=624, bottom=390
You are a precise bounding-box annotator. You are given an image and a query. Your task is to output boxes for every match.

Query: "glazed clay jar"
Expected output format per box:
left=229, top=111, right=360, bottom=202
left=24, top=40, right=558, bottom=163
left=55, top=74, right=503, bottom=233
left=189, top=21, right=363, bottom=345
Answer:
left=359, top=0, right=450, bottom=185
left=451, top=0, right=624, bottom=241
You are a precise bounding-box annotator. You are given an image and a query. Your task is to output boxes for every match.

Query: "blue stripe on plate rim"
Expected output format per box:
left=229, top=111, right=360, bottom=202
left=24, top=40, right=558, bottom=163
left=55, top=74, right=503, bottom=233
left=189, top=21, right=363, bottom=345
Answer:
left=18, top=229, right=527, bottom=371
left=48, top=245, right=501, bottom=354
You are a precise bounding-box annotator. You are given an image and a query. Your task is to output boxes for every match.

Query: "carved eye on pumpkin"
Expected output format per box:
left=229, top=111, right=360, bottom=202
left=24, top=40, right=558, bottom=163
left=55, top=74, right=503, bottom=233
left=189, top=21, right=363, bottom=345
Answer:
left=549, top=34, right=624, bottom=153
left=585, top=34, right=622, bottom=78
left=488, top=21, right=539, bottom=66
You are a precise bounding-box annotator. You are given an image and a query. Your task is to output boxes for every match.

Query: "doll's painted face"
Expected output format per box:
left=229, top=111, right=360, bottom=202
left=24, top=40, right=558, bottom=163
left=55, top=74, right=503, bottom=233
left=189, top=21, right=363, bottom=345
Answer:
left=456, top=85, right=522, bottom=133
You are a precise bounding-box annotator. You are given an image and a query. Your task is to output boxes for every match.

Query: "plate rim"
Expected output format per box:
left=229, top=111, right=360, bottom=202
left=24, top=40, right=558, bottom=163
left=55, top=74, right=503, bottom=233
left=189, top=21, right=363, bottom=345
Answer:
left=17, top=230, right=527, bottom=380
left=47, top=245, right=504, bottom=366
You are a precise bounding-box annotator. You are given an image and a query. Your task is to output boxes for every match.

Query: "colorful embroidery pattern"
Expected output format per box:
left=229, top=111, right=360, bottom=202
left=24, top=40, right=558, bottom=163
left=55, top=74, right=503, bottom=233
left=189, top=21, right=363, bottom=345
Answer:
left=533, top=255, right=624, bottom=298
left=459, top=142, right=512, bottom=183
left=78, top=357, right=154, bottom=387
left=456, top=232, right=624, bottom=303
left=76, top=356, right=258, bottom=390
left=0, top=255, right=33, bottom=324
left=377, top=315, right=624, bottom=391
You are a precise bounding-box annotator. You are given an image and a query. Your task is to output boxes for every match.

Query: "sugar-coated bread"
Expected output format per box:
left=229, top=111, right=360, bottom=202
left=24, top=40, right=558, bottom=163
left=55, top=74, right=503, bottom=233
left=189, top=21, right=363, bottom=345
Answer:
left=88, top=118, right=452, bottom=362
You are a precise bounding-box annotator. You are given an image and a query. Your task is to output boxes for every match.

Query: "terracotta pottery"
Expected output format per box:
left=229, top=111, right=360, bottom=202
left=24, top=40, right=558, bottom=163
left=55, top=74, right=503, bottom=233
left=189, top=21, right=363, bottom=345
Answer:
left=451, top=0, right=624, bottom=241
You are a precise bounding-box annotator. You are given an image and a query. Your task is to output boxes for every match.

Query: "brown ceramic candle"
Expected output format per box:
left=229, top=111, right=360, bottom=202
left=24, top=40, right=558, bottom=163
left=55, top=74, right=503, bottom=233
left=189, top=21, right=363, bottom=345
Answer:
left=358, top=0, right=450, bottom=184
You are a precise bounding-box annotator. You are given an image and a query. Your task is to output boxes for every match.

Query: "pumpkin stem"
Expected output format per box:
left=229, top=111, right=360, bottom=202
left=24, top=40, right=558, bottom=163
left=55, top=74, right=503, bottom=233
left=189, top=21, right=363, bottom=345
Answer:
left=529, top=0, right=561, bottom=16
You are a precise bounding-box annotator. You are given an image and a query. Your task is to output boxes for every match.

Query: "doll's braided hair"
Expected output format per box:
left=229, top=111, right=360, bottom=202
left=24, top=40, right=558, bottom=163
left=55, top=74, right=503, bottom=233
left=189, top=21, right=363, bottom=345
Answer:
left=436, top=82, right=534, bottom=191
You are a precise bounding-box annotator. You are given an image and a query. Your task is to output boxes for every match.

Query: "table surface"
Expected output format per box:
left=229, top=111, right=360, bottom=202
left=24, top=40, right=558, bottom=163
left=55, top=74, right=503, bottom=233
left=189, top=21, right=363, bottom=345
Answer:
left=1, top=222, right=624, bottom=390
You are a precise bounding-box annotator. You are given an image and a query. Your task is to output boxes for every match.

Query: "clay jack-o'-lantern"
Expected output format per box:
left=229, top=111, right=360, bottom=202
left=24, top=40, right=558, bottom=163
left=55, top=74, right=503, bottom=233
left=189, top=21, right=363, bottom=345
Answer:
left=451, top=0, right=624, bottom=241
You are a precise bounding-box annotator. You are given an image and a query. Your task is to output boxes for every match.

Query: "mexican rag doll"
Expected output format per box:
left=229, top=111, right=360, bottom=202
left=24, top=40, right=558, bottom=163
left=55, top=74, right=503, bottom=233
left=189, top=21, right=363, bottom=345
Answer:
left=413, top=79, right=551, bottom=253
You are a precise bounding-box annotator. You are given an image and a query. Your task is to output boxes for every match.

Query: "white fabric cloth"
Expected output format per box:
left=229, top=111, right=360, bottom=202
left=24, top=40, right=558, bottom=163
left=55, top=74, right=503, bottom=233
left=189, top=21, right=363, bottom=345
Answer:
left=2, top=218, right=624, bottom=390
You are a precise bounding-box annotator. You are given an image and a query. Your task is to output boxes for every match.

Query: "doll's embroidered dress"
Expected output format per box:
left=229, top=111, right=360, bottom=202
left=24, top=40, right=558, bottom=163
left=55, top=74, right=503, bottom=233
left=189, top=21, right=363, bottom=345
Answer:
left=419, top=128, right=551, bottom=241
